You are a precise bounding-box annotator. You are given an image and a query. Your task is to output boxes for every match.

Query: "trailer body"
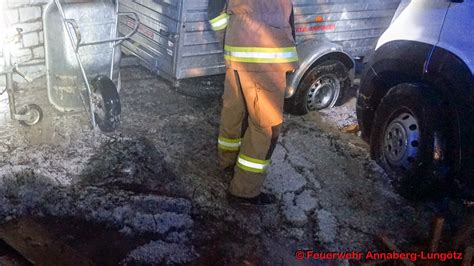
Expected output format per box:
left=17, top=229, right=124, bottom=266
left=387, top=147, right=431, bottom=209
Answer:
left=119, top=0, right=401, bottom=89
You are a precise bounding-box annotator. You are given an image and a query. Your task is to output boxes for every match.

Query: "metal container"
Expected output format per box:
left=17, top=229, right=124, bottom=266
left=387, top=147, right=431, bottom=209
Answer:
left=119, top=0, right=400, bottom=86
left=44, top=0, right=122, bottom=112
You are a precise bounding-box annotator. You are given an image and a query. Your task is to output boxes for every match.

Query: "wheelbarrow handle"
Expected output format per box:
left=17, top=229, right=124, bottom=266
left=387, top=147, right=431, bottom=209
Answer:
left=65, top=19, right=82, bottom=52
left=71, top=11, right=139, bottom=48
left=114, top=11, right=140, bottom=46
left=13, top=64, right=32, bottom=83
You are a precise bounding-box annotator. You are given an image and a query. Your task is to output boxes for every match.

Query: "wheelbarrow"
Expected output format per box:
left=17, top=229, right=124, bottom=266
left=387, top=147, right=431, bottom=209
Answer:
left=44, top=0, right=139, bottom=132
left=0, top=27, right=43, bottom=127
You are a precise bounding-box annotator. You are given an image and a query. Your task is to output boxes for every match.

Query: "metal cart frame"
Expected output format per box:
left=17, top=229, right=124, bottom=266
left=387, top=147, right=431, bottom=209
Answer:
left=0, top=28, right=43, bottom=127
left=49, top=0, right=139, bottom=131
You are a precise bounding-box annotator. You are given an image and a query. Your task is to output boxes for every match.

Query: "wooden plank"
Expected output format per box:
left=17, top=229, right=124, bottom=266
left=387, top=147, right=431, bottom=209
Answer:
left=0, top=239, right=32, bottom=266
left=0, top=255, right=29, bottom=266
left=429, top=217, right=445, bottom=253
left=0, top=218, right=95, bottom=266
left=378, top=235, right=415, bottom=266
left=462, top=246, right=473, bottom=266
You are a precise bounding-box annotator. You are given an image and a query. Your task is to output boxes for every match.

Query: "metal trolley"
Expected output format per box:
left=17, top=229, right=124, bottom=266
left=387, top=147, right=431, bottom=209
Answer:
left=43, top=0, right=139, bottom=132
left=0, top=28, right=43, bottom=127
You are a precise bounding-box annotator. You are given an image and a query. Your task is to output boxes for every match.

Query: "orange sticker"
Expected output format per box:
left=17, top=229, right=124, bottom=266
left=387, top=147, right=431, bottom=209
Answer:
left=315, top=16, right=324, bottom=23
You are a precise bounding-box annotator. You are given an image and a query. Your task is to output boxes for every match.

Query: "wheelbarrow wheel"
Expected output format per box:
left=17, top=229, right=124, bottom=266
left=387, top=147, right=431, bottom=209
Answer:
left=91, top=75, right=121, bottom=133
left=18, top=104, right=43, bottom=126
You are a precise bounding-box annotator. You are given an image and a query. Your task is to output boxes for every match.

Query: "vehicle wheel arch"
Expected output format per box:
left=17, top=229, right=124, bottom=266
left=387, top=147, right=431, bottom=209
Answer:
left=365, top=44, right=471, bottom=146
left=286, top=39, right=355, bottom=99
left=358, top=40, right=440, bottom=140
left=363, top=69, right=462, bottom=143
left=358, top=66, right=422, bottom=140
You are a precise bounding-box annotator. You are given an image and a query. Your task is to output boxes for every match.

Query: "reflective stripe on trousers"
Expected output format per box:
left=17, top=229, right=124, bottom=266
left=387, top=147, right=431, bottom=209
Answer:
left=218, top=136, right=241, bottom=151
left=237, top=153, right=271, bottom=174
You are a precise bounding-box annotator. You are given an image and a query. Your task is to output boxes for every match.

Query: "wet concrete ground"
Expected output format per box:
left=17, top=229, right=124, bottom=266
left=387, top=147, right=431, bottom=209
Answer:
left=0, top=66, right=470, bottom=265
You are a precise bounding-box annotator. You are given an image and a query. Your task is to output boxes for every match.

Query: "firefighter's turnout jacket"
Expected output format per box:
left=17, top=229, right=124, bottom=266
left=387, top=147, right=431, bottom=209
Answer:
left=209, top=0, right=298, bottom=72
left=209, top=0, right=299, bottom=198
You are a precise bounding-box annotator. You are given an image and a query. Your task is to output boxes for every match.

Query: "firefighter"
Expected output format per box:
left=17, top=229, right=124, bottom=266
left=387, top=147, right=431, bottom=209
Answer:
left=209, top=0, right=299, bottom=205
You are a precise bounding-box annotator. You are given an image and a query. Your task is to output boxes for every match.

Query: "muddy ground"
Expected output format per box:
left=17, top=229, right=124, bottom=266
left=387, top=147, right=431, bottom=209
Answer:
left=0, top=66, right=471, bottom=265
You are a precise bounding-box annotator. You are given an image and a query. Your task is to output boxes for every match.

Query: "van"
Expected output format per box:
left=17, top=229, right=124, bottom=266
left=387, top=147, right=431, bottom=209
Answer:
left=357, top=0, right=474, bottom=199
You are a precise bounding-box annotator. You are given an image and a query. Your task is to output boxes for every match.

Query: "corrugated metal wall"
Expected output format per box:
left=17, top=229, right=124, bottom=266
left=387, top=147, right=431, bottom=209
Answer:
left=119, top=0, right=182, bottom=82
left=176, top=0, right=224, bottom=79
left=119, top=0, right=400, bottom=83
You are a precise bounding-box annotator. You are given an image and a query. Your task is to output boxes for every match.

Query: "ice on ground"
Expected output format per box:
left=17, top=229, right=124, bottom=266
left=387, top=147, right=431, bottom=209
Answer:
left=123, top=240, right=198, bottom=265
left=265, top=162, right=307, bottom=196
left=0, top=137, right=197, bottom=263
left=295, top=190, right=318, bottom=212
left=319, top=98, right=358, bottom=129
left=283, top=205, right=308, bottom=227
left=281, top=192, right=308, bottom=226
left=315, top=209, right=338, bottom=244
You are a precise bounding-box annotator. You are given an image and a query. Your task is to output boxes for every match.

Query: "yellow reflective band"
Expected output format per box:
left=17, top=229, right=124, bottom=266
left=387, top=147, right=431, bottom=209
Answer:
left=219, top=136, right=241, bottom=144
left=224, top=55, right=299, bottom=63
left=210, top=13, right=229, bottom=31
left=218, top=136, right=241, bottom=151
left=236, top=154, right=270, bottom=174
left=225, top=45, right=297, bottom=53
left=224, top=45, right=298, bottom=63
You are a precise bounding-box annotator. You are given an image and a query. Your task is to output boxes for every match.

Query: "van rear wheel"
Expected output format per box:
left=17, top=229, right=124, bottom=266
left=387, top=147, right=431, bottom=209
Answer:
left=285, top=60, right=350, bottom=115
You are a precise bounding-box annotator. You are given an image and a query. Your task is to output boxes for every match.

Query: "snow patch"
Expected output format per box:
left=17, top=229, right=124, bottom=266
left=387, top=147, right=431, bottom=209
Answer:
left=265, top=162, right=307, bottom=196
left=315, top=209, right=338, bottom=244
left=123, top=240, right=198, bottom=265
left=281, top=193, right=308, bottom=227
left=295, top=190, right=318, bottom=212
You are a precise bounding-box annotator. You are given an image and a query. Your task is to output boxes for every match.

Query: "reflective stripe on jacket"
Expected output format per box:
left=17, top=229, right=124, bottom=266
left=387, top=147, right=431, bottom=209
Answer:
left=208, top=0, right=299, bottom=72
left=210, top=13, right=229, bottom=31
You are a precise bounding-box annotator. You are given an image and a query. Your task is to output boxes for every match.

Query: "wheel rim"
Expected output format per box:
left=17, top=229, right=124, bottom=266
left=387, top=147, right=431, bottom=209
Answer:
left=306, top=74, right=340, bottom=110
left=24, top=108, right=41, bottom=126
left=19, top=105, right=42, bottom=126
left=383, top=112, right=420, bottom=169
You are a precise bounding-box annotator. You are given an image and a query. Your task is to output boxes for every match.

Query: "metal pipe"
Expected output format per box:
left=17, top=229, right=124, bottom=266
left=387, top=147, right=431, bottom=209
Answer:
left=3, top=39, right=17, bottom=120
left=70, top=11, right=138, bottom=49
left=6, top=71, right=16, bottom=121
left=54, top=0, right=96, bottom=129
left=110, top=0, right=120, bottom=79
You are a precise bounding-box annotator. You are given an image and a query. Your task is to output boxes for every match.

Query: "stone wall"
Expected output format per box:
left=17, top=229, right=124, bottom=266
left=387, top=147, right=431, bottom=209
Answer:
left=0, top=0, right=49, bottom=87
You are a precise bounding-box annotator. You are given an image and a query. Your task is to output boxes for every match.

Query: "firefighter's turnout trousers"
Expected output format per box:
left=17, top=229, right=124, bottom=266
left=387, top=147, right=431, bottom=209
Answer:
left=209, top=0, right=299, bottom=197
left=219, top=70, right=287, bottom=197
